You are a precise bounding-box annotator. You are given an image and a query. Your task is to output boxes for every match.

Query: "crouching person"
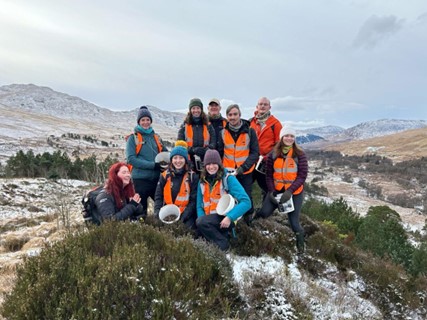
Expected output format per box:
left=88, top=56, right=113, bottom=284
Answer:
left=196, top=149, right=251, bottom=251
left=96, top=162, right=146, bottom=222
left=154, top=141, right=198, bottom=229
left=255, top=126, right=308, bottom=253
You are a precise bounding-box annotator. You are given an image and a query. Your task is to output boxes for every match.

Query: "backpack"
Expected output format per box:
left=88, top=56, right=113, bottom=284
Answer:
left=81, top=185, right=104, bottom=226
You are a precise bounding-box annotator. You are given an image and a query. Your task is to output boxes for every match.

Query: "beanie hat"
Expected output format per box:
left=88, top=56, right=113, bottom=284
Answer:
left=203, top=149, right=222, bottom=166
left=170, top=140, right=189, bottom=162
left=280, top=126, right=296, bottom=138
left=137, top=106, right=153, bottom=124
left=189, top=98, right=203, bottom=111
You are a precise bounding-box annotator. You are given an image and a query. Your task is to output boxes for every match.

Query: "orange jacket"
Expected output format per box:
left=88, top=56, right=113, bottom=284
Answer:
left=162, top=171, right=190, bottom=213
left=221, top=130, right=255, bottom=174
left=273, top=148, right=304, bottom=195
left=199, top=179, right=227, bottom=215
left=250, top=114, right=282, bottom=157
left=184, top=124, right=209, bottom=147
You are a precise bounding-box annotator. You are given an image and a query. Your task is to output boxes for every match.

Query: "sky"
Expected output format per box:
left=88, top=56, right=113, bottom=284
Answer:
left=1, top=0, right=426, bottom=129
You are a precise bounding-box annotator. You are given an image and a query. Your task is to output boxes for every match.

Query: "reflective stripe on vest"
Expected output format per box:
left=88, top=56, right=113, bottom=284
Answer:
left=273, top=148, right=303, bottom=194
left=162, top=171, right=190, bottom=213
left=221, top=130, right=255, bottom=174
left=200, top=180, right=227, bottom=215
left=184, top=124, right=209, bottom=147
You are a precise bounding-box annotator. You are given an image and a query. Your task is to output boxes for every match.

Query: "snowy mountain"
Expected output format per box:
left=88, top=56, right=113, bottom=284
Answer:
left=335, top=119, right=427, bottom=140
left=0, top=83, right=185, bottom=133
left=296, top=133, right=325, bottom=145
left=298, top=125, right=345, bottom=138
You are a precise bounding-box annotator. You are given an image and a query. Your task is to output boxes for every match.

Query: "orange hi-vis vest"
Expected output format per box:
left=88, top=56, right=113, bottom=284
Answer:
left=184, top=124, right=209, bottom=147
left=200, top=179, right=227, bottom=215
left=162, top=171, right=190, bottom=213
left=127, top=132, right=163, bottom=172
left=273, top=148, right=303, bottom=195
left=221, top=130, right=255, bottom=174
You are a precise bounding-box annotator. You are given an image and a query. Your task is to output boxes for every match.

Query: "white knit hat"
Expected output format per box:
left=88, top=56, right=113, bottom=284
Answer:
left=280, top=126, right=296, bottom=138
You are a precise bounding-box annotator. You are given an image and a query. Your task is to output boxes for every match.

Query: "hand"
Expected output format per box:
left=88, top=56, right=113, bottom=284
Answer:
left=130, top=194, right=141, bottom=207
left=193, top=147, right=205, bottom=157
left=220, top=216, right=231, bottom=228
left=268, top=192, right=279, bottom=205
left=188, top=147, right=195, bottom=156
left=160, top=163, right=168, bottom=172
left=280, top=190, right=292, bottom=204
left=235, top=167, right=244, bottom=176
left=154, top=162, right=161, bottom=170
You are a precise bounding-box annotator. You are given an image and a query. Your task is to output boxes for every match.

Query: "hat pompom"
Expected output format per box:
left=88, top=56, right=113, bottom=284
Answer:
left=175, top=140, right=188, bottom=149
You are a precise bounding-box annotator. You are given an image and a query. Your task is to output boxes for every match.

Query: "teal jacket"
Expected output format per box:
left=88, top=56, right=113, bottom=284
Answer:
left=125, top=127, right=167, bottom=180
left=197, top=174, right=250, bottom=222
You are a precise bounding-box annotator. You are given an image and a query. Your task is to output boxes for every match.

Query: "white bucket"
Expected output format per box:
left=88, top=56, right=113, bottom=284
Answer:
left=159, top=204, right=180, bottom=224
left=155, top=152, right=171, bottom=164
left=216, top=194, right=236, bottom=216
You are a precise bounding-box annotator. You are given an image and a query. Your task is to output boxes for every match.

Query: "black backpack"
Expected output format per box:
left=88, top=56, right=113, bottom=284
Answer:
left=81, top=185, right=104, bottom=226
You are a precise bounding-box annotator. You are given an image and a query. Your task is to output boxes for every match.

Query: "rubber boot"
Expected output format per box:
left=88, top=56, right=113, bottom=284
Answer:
left=295, top=232, right=305, bottom=254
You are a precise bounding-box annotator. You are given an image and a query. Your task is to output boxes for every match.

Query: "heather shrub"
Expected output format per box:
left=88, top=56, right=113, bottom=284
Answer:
left=1, top=222, right=243, bottom=320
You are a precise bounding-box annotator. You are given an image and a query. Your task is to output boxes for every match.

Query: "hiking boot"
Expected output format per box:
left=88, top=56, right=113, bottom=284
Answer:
left=295, top=232, right=305, bottom=254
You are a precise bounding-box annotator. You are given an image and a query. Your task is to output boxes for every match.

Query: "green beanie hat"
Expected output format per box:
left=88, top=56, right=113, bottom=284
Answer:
left=189, top=98, right=203, bottom=111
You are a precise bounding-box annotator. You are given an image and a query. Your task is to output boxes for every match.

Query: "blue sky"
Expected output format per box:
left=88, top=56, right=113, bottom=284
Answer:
left=1, top=0, right=426, bottom=129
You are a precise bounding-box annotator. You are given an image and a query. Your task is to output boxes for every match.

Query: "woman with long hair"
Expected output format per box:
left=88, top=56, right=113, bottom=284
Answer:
left=255, top=126, right=308, bottom=253
left=177, top=98, right=216, bottom=171
left=196, top=149, right=250, bottom=251
left=154, top=141, right=198, bottom=229
left=95, top=162, right=146, bottom=222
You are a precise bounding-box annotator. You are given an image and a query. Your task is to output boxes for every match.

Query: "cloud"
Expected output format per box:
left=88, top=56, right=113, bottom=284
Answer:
left=353, top=15, right=404, bottom=49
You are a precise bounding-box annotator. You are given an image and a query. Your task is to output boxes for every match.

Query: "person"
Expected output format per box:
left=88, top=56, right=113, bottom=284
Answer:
left=154, top=140, right=198, bottom=230
left=255, top=126, right=308, bottom=253
left=249, top=97, right=282, bottom=194
left=177, top=98, right=216, bottom=171
left=207, top=98, right=227, bottom=149
left=218, top=104, right=259, bottom=222
left=196, top=149, right=251, bottom=251
left=126, top=106, right=168, bottom=217
left=95, top=162, right=146, bottom=222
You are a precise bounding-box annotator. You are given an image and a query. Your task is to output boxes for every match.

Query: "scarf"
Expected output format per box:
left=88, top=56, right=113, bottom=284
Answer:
left=228, top=120, right=243, bottom=133
left=209, top=113, right=222, bottom=120
left=282, top=145, right=292, bottom=155
left=255, top=111, right=271, bottom=125
left=136, top=125, right=153, bottom=135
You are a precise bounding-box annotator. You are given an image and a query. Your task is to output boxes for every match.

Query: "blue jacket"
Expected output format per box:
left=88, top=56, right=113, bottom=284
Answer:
left=125, top=127, right=167, bottom=180
left=197, top=174, right=250, bottom=222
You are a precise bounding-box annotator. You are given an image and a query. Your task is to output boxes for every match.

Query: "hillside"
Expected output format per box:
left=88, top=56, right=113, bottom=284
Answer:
left=322, top=127, right=427, bottom=162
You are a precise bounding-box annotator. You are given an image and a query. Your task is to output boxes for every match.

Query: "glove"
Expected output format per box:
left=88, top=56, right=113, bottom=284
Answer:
left=268, top=192, right=279, bottom=205
left=188, top=147, right=195, bottom=156
left=280, top=190, right=292, bottom=204
left=235, top=167, right=244, bottom=176
left=160, top=164, right=168, bottom=172
left=154, top=162, right=161, bottom=170
left=129, top=199, right=139, bottom=207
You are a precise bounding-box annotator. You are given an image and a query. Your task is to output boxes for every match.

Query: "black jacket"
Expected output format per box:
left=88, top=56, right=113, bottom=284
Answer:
left=177, top=119, right=216, bottom=161
left=154, top=169, right=198, bottom=223
left=209, top=116, right=227, bottom=149
left=217, top=119, right=259, bottom=174
left=95, top=190, right=145, bottom=222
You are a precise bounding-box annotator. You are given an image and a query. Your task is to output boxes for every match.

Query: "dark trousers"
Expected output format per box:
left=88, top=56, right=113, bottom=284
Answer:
left=258, top=191, right=304, bottom=233
left=253, top=170, right=268, bottom=194
left=196, top=214, right=235, bottom=251
left=237, top=173, right=254, bottom=215
left=133, top=178, right=159, bottom=214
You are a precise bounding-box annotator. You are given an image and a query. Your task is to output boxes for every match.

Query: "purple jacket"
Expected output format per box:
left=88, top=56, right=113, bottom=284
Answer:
left=265, top=149, right=308, bottom=193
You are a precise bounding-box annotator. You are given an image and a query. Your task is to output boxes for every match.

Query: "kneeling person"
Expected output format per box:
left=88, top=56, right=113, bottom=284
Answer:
left=196, top=149, right=251, bottom=251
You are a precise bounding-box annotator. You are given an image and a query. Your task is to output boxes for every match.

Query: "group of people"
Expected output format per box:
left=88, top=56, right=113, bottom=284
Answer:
left=94, top=97, right=308, bottom=253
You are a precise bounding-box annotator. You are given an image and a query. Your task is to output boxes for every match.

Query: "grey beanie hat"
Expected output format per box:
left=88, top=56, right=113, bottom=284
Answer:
left=137, top=106, right=153, bottom=124
left=203, top=149, right=222, bottom=166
